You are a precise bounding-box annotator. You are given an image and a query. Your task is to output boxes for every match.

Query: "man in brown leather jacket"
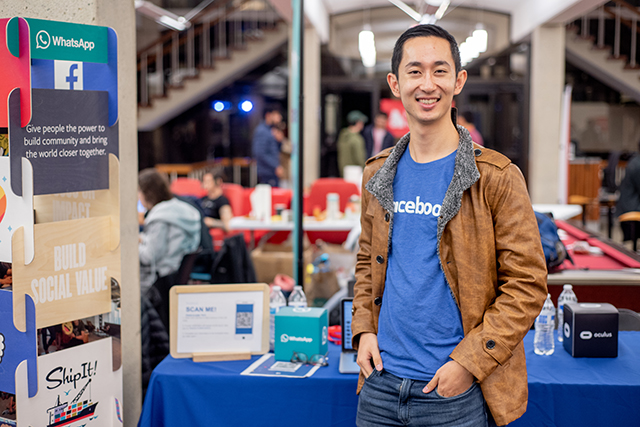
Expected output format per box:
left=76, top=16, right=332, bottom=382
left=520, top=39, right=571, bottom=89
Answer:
left=352, top=25, right=547, bottom=427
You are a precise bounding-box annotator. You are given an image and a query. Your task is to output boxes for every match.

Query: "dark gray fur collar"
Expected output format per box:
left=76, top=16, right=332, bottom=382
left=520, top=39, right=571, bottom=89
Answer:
left=364, top=124, right=480, bottom=250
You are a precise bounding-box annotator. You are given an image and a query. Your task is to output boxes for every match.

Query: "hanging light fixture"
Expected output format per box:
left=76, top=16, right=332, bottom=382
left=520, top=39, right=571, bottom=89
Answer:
left=359, top=26, right=377, bottom=68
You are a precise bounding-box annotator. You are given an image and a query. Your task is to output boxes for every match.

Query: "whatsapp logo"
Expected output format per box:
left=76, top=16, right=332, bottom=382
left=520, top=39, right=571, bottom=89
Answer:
left=36, top=30, right=51, bottom=49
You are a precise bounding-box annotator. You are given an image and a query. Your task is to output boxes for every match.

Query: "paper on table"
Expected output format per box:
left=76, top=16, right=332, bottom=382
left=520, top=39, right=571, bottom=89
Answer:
left=241, top=353, right=322, bottom=378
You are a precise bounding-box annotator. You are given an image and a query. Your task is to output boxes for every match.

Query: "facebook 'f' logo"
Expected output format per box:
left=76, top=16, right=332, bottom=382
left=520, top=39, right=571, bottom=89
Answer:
left=66, top=64, right=78, bottom=90
left=54, top=60, right=83, bottom=90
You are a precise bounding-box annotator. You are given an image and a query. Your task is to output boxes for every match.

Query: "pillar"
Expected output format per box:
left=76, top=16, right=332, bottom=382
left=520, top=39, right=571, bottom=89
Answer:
left=529, top=24, right=566, bottom=204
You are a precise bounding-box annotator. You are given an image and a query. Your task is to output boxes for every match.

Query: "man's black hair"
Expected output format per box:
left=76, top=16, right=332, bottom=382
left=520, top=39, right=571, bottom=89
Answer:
left=264, top=104, right=282, bottom=117
left=376, top=112, right=388, bottom=119
left=391, top=24, right=462, bottom=77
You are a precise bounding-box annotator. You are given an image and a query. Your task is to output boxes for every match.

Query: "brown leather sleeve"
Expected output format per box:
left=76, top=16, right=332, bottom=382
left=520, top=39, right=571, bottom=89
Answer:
left=450, top=163, right=548, bottom=382
left=351, top=168, right=377, bottom=350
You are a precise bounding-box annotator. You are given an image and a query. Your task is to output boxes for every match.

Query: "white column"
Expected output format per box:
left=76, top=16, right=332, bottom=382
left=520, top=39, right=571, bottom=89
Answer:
left=0, top=2, right=141, bottom=425
left=529, top=24, right=566, bottom=204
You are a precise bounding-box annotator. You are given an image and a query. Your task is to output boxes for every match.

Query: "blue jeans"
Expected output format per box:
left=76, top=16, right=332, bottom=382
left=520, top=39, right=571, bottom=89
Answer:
left=357, top=369, right=489, bottom=427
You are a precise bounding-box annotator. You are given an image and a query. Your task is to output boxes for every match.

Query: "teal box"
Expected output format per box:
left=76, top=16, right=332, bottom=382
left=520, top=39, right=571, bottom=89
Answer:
left=274, top=307, right=328, bottom=362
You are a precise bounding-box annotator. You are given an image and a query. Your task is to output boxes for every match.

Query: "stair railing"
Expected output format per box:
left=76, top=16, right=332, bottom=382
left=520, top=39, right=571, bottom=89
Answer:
left=137, top=0, right=280, bottom=107
left=572, top=1, right=640, bottom=70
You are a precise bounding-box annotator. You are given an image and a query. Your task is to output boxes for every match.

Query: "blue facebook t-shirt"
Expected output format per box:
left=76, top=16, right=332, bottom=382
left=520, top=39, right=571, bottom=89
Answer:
left=377, top=146, right=464, bottom=381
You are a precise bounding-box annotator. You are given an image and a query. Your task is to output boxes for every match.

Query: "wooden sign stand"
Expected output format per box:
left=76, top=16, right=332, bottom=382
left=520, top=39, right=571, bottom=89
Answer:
left=169, top=284, right=270, bottom=362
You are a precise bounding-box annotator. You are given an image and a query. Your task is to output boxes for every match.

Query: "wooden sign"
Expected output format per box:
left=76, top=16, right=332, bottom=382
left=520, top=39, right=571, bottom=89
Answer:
left=12, top=216, right=120, bottom=331
left=170, top=284, right=270, bottom=362
left=34, top=154, right=120, bottom=245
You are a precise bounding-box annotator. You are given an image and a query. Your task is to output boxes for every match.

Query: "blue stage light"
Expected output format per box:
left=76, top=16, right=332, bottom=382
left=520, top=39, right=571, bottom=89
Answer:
left=240, top=100, right=253, bottom=112
left=213, top=101, right=225, bottom=112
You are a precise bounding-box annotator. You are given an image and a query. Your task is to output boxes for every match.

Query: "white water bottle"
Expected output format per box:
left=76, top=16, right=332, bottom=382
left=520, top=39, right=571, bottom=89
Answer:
left=288, top=285, right=308, bottom=308
left=557, top=284, right=578, bottom=342
left=534, top=294, right=555, bottom=356
left=269, top=286, right=287, bottom=352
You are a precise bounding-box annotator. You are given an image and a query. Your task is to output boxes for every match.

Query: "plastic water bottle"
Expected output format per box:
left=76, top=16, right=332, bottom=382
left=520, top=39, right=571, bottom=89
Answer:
left=557, top=284, right=578, bottom=342
left=534, top=294, right=555, bottom=356
left=269, top=286, right=287, bottom=352
left=288, top=285, right=308, bottom=308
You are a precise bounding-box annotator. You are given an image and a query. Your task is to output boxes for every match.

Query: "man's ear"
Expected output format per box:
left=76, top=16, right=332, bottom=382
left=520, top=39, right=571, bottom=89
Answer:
left=454, top=69, right=468, bottom=95
left=387, top=73, right=400, bottom=98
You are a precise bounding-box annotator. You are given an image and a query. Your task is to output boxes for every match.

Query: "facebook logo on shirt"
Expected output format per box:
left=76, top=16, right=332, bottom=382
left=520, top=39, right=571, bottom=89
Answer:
left=54, top=60, right=84, bottom=90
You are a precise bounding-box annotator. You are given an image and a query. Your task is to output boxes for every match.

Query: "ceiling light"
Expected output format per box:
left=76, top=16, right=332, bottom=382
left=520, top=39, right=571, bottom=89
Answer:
left=359, top=29, right=377, bottom=68
left=135, top=0, right=191, bottom=31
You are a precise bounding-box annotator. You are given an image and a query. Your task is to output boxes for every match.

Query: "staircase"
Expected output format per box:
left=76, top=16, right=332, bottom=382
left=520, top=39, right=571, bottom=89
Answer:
left=566, top=1, right=640, bottom=103
left=137, top=0, right=287, bottom=132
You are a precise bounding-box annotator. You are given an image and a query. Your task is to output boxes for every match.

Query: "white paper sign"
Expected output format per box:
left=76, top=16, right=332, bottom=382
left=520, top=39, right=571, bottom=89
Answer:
left=177, top=291, right=264, bottom=354
left=15, top=338, right=123, bottom=427
left=0, top=157, right=34, bottom=263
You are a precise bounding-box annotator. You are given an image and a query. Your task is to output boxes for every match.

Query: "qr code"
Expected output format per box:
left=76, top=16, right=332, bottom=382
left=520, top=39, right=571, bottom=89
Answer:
left=236, top=312, right=253, bottom=328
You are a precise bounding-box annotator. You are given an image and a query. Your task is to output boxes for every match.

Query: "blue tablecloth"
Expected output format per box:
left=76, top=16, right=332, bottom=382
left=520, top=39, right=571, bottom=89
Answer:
left=138, top=331, right=640, bottom=427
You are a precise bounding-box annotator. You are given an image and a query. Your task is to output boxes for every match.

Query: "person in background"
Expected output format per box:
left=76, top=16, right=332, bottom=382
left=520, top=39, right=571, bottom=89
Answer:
left=138, top=168, right=201, bottom=293
left=363, top=112, right=395, bottom=158
left=252, top=105, right=284, bottom=187
left=198, top=170, right=233, bottom=232
left=273, top=122, right=292, bottom=188
left=337, top=110, right=368, bottom=177
left=616, top=141, right=640, bottom=242
left=457, top=110, right=484, bottom=146
left=352, top=24, right=546, bottom=427
left=0, top=263, right=11, bottom=288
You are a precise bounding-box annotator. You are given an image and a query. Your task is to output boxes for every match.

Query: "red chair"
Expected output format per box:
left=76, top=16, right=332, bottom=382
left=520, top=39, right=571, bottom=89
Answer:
left=170, top=177, right=207, bottom=198
left=304, top=178, right=360, bottom=244
left=222, top=183, right=249, bottom=216
left=304, top=178, right=360, bottom=215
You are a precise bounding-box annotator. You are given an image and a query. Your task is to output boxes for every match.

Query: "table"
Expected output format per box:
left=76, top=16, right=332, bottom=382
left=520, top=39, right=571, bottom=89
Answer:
left=229, top=217, right=359, bottom=247
left=138, top=332, right=640, bottom=427
left=138, top=344, right=359, bottom=427
left=532, top=204, right=583, bottom=221
left=510, top=331, right=640, bottom=427
left=548, top=220, right=640, bottom=311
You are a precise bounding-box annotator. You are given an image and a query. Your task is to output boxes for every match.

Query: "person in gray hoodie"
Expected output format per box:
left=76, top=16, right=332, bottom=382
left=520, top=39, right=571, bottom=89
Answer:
left=138, top=169, right=201, bottom=293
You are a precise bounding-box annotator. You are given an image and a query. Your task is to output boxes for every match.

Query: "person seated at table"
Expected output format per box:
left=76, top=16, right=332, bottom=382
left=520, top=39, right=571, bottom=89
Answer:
left=138, top=168, right=202, bottom=293
left=616, top=141, right=640, bottom=242
left=198, top=170, right=233, bottom=232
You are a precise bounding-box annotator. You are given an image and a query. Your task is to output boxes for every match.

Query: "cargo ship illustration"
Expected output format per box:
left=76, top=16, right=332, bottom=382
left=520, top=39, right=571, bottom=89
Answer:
left=47, top=379, right=98, bottom=427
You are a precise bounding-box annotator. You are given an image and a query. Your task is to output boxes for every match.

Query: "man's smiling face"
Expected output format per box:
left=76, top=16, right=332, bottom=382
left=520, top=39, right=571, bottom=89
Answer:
left=387, top=36, right=467, bottom=130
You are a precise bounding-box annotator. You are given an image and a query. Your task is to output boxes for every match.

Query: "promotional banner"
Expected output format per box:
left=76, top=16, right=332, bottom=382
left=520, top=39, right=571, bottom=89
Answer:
left=9, top=88, right=119, bottom=196
left=0, top=290, right=37, bottom=397
left=379, top=98, right=409, bottom=139
left=25, top=18, right=108, bottom=64
left=15, top=338, right=123, bottom=427
left=12, top=216, right=119, bottom=330
left=0, top=17, right=31, bottom=128
left=31, top=27, right=118, bottom=126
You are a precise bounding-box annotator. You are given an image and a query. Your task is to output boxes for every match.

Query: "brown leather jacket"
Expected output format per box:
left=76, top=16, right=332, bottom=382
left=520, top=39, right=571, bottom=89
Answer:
left=352, top=126, right=547, bottom=426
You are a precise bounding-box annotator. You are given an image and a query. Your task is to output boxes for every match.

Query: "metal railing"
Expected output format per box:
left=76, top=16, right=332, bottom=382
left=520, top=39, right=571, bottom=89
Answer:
left=572, top=0, right=640, bottom=69
left=137, top=0, right=280, bottom=107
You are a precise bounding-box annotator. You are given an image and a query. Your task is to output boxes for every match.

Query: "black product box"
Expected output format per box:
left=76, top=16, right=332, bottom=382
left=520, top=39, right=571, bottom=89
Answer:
left=562, top=302, right=618, bottom=358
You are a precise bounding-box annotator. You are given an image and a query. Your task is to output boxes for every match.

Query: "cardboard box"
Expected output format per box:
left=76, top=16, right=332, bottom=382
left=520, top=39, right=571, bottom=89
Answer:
left=251, top=244, right=304, bottom=284
left=274, top=307, right=328, bottom=362
left=563, top=302, right=618, bottom=358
